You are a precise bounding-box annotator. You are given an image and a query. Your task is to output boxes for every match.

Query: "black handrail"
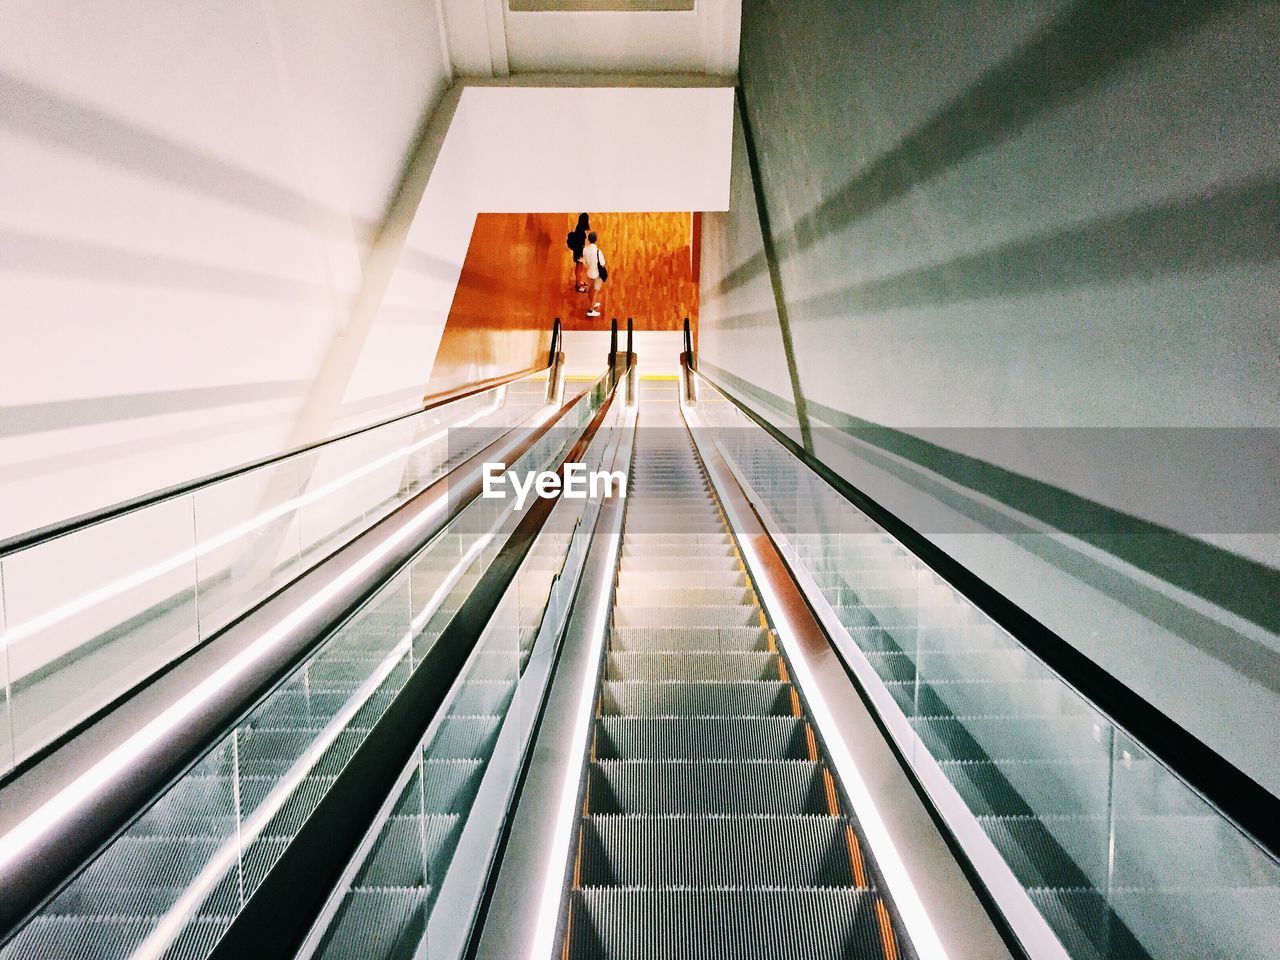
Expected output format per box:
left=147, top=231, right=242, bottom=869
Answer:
left=204, top=364, right=632, bottom=960
left=548, top=317, right=562, bottom=368
left=683, top=316, right=693, bottom=366
left=0, top=326, right=561, bottom=559
left=692, top=365, right=1280, bottom=860
left=0, top=370, right=614, bottom=943
left=626, top=317, right=634, bottom=368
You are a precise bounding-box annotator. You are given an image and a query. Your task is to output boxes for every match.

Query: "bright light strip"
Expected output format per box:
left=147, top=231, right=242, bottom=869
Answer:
left=528, top=409, right=633, bottom=960
left=529, top=533, right=618, bottom=960
left=0, top=396, right=561, bottom=877
left=684, top=407, right=949, bottom=960
left=0, top=489, right=449, bottom=875
left=128, top=531, right=494, bottom=960
left=0, top=393, right=510, bottom=653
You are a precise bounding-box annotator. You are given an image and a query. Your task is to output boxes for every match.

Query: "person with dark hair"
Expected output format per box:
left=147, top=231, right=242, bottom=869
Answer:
left=566, top=213, right=590, bottom=292
left=582, top=230, right=606, bottom=318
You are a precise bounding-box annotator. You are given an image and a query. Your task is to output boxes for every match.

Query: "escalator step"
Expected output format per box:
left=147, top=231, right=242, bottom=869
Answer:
left=598, top=681, right=793, bottom=717
left=604, top=652, right=780, bottom=682
left=579, top=815, right=862, bottom=887
left=447, top=679, right=515, bottom=717
left=607, top=626, right=771, bottom=652
left=614, top=586, right=754, bottom=607
left=567, top=888, right=889, bottom=960
left=2, top=915, right=234, bottom=960
left=616, top=569, right=747, bottom=591
left=612, top=606, right=761, bottom=629
left=423, top=715, right=502, bottom=760
left=977, top=816, right=1097, bottom=889
left=587, top=760, right=826, bottom=814
left=594, top=717, right=807, bottom=760
left=620, top=546, right=736, bottom=562
left=404, top=758, right=484, bottom=814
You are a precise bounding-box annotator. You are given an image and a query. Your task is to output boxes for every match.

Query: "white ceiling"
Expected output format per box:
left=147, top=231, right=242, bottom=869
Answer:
left=439, top=0, right=740, bottom=78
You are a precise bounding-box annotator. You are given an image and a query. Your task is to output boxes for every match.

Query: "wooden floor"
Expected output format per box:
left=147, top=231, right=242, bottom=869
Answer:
left=547, top=211, right=698, bottom=332
left=429, top=211, right=698, bottom=392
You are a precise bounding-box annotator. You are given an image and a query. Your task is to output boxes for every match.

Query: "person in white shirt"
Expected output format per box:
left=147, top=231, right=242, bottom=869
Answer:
left=582, top=231, right=606, bottom=318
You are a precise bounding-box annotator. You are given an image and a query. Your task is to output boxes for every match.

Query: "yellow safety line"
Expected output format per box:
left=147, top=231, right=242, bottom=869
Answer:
left=875, top=898, right=900, bottom=960
left=805, top=723, right=819, bottom=762
left=845, top=825, right=868, bottom=889
left=560, top=904, right=574, bottom=960
left=822, top=768, right=840, bottom=817
left=789, top=688, right=802, bottom=718
left=571, top=825, right=583, bottom=888
left=776, top=656, right=790, bottom=684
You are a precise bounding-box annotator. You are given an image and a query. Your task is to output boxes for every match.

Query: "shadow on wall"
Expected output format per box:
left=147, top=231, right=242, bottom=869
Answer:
left=720, top=0, right=1246, bottom=296
left=701, top=359, right=1280, bottom=687
left=700, top=0, right=1280, bottom=794
left=708, top=175, right=1279, bottom=329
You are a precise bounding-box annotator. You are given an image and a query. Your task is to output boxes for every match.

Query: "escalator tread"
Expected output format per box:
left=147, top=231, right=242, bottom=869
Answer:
left=558, top=387, right=906, bottom=960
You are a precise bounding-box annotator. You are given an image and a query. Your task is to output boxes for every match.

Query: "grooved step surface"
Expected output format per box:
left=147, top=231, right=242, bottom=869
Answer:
left=580, top=815, right=861, bottom=887
left=605, top=651, right=780, bottom=682
left=599, top=681, right=793, bottom=717
left=588, top=760, right=827, bottom=814
left=595, top=717, right=808, bottom=759
left=558, top=387, right=905, bottom=960
left=568, top=889, right=891, bottom=960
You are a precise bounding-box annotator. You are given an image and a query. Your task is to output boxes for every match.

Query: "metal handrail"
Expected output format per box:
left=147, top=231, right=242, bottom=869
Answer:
left=0, top=332, right=559, bottom=558
left=198, top=362, right=636, bottom=960
left=0, top=366, right=619, bottom=943
left=688, top=360, right=1280, bottom=860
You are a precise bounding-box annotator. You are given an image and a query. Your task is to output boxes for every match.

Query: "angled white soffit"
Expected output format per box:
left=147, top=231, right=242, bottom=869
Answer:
left=433, top=85, right=733, bottom=212
left=337, top=83, right=733, bottom=411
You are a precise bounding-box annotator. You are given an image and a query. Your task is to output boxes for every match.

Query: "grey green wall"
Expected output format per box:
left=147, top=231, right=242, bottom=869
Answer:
left=699, top=0, right=1280, bottom=794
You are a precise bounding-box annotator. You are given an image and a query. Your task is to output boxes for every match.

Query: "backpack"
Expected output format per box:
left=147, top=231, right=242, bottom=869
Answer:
left=597, top=249, right=608, bottom=281
left=566, top=231, right=576, bottom=251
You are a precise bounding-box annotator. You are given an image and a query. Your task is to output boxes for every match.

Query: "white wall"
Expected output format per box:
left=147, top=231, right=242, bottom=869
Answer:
left=0, top=0, right=453, bottom=539
left=337, top=83, right=734, bottom=425
left=701, top=0, right=1280, bottom=794
left=0, top=61, right=733, bottom=541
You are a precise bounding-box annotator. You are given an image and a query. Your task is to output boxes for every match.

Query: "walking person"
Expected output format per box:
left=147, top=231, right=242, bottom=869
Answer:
left=582, top=231, right=607, bottom=318
left=566, top=213, right=590, bottom=292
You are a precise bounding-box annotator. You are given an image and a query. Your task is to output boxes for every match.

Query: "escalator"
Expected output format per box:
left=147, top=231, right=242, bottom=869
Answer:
left=0, top=334, right=604, bottom=960
left=2, top=349, right=1276, bottom=960
left=558, top=387, right=905, bottom=959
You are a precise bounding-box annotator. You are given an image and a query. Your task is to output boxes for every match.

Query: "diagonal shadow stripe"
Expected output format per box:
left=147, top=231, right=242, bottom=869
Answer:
left=0, top=408, right=293, bottom=487
left=699, top=358, right=1280, bottom=645
left=0, top=69, right=370, bottom=235
left=721, top=0, right=1244, bottom=295
left=0, top=382, right=308, bottom=437
left=705, top=173, right=1280, bottom=330
left=0, top=229, right=335, bottom=302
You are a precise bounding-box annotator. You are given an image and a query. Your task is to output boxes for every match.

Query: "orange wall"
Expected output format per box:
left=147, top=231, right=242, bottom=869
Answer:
left=425, top=212, right=561, bottom=397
